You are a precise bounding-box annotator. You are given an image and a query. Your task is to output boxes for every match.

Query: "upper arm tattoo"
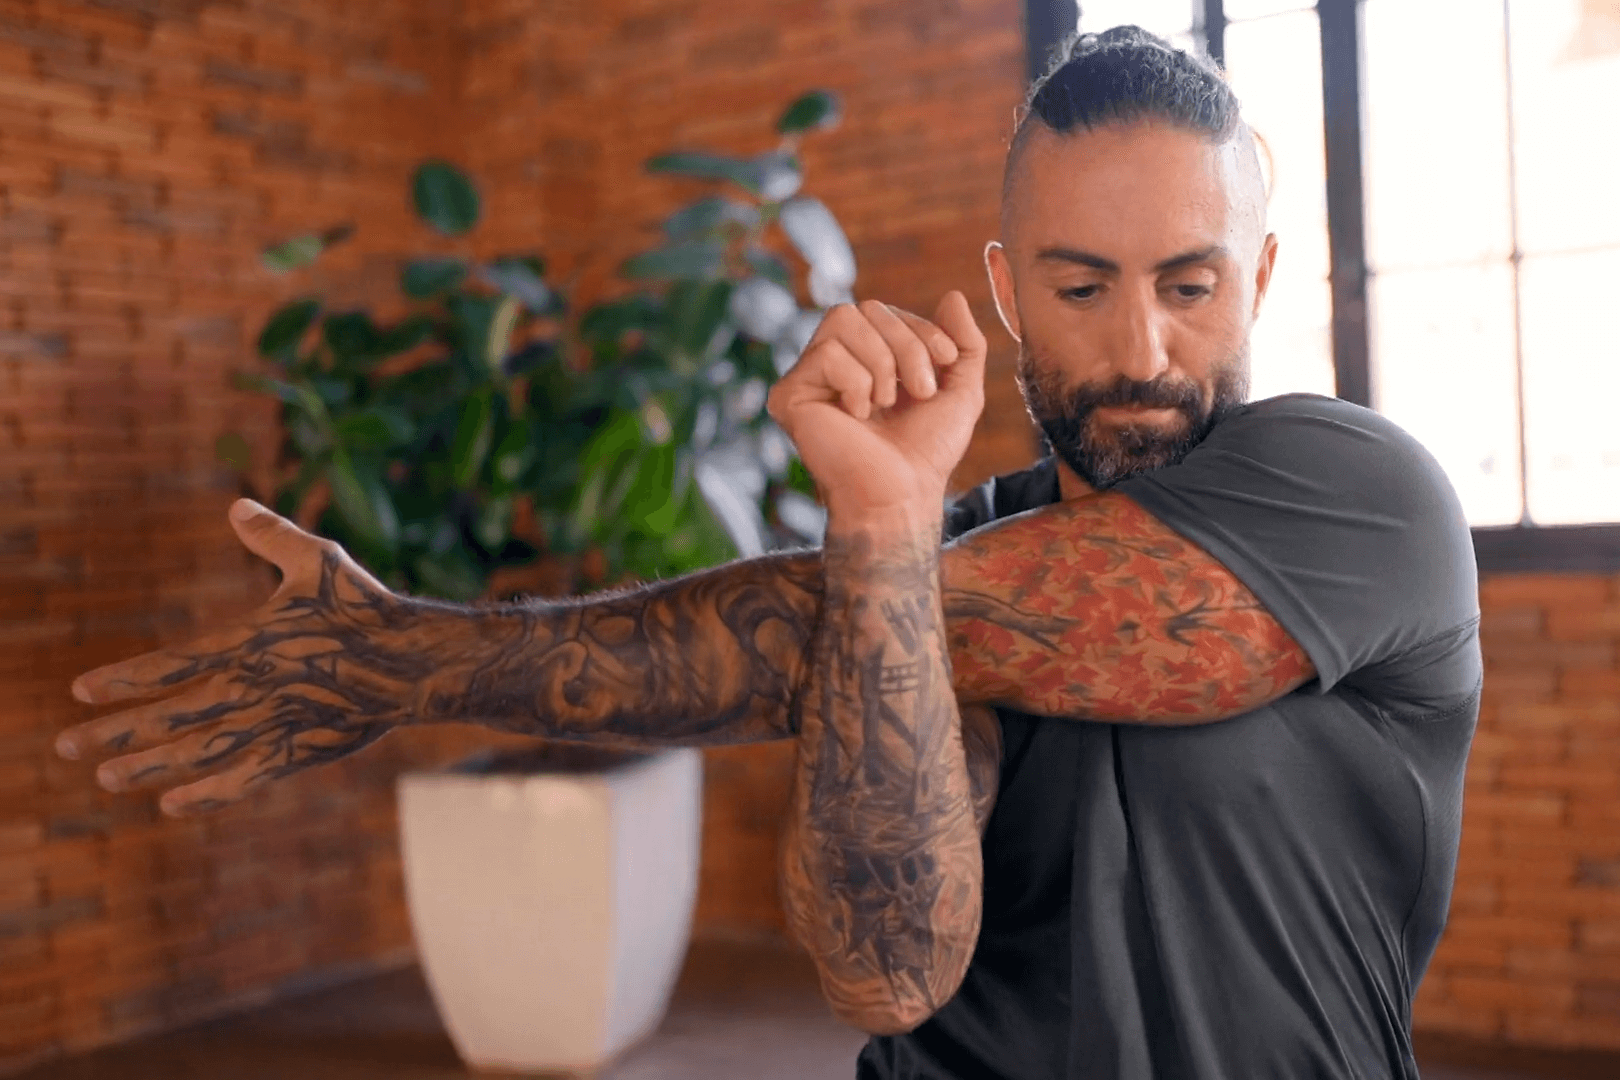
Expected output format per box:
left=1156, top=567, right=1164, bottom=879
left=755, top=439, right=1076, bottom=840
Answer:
left=941, top=492, right=1315, bottom=722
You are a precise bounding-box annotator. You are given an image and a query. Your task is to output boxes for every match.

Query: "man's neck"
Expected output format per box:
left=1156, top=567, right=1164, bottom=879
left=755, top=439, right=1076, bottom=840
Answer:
left=1055, top=458, right=1098, bottom=502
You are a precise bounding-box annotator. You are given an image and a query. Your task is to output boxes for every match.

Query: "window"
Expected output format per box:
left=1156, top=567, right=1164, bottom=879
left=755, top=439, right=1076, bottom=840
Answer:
left=1044, top=0, right=1620, bottom=568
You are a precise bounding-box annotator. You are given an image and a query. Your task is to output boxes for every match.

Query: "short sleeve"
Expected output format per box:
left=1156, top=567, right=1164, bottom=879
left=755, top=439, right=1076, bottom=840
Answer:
left=1115, top=394, right=1481, bottom=711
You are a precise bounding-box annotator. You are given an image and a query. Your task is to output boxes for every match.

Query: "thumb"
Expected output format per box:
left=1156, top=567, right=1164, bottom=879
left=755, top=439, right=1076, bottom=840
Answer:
left=228, top=498, right=326, bottom=574
left=933, top=291, right=987, bottom=398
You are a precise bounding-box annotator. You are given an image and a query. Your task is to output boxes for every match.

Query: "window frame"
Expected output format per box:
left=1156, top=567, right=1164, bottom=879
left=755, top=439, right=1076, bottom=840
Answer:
left=1026, top=0, right=1620, bottom=573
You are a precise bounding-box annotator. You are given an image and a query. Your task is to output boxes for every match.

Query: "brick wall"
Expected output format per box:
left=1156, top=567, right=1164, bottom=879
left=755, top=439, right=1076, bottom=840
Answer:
left=2, top=0, right=1616, bottom=1070
left=1412, top=574, right=1620, bottom=1049
left=0, top=0, right=1033, bottom=1069
left=0, top=0, right=497, bottom=1070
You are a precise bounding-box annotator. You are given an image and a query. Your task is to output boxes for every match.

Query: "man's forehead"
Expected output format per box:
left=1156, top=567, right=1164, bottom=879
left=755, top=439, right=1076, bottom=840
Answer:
left=1003, top=120, right=1265, bottom=252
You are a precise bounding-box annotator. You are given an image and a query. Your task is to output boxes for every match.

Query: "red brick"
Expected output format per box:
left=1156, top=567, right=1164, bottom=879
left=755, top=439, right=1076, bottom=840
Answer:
left=1448, top=973, right=1576, bottom=1014
left=1479, top=575, right=1611, bottom=608
left=1548, top=607, right=1620, bottom=642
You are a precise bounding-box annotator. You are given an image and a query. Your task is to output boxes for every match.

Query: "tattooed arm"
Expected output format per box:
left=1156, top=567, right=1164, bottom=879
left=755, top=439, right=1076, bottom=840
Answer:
left=58, top=480, right=1302, bottom=815
left=781, top=524, right=983, bottom=1035
left=942, top=489, right=1314, bottom=721
left=57, top=503, right=824, bottom=814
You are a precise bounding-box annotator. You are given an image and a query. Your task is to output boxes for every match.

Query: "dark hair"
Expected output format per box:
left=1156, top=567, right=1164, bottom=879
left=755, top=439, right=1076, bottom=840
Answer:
left=1009, top=25, right=1242, bottom=178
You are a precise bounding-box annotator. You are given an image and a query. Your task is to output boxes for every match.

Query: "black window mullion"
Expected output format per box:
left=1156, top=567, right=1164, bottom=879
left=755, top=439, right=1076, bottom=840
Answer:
left=1196, top=0, right=1227, bottom=65
left=1318, top=0, right=1372, bottom=408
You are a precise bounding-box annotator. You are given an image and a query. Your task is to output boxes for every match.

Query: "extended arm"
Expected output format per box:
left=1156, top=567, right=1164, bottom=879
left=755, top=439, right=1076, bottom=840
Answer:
left=60, top=481, right=1306, bottom=813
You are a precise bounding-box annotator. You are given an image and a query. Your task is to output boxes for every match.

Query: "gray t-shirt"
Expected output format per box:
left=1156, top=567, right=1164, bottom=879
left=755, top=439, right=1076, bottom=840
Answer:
left=857, top=394, right=1482, bottom=1080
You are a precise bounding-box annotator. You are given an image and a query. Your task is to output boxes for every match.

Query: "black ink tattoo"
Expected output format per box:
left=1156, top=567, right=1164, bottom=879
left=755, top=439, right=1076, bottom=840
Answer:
left=781, top=527, right=983, bottom=1035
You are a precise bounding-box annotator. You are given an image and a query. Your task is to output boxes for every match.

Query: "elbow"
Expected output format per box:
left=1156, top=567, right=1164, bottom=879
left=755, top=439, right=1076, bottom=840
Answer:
left=833, top=999, right=937, bottom=1036
left=816, top=932, right=979, bottom=1036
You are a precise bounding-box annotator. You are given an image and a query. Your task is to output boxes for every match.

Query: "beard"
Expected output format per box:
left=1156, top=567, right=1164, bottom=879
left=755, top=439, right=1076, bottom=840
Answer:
left=1016, top=338, right=1250, bottom=490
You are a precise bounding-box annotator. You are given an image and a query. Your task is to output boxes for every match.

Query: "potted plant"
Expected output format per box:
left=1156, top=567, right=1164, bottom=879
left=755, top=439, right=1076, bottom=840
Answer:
left=222, top=90, right=854, bottom=1075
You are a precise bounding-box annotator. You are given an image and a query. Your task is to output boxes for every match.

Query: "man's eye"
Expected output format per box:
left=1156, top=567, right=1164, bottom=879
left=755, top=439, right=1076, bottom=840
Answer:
left=1171, top=284, right=1212, bottom=301
left=1061, top=285, right=1100, bottom=301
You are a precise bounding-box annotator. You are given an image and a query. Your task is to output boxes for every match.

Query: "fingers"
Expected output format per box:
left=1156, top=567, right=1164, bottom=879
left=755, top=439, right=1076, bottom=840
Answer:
left=933, top=291, right=989, bottom=397
left=94, top=726, right=230, bottom=794
left=69, top=623, right=248, bottom=706
left=816, top=340, right=877, bottom=420
left=860, top=300, right=939, bottom=402
left=160, top=759, right=268, bottom=818
left=57, top=678, right=239, bottom=761
left=808, top=304, right=897, bottom=409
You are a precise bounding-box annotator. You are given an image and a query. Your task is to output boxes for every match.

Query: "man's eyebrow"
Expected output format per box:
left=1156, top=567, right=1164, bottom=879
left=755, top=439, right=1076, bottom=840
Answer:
left=1034, top=247, right=1118, bottom=272
left=1153, top=245, right=1229, bottom=272
left=1032, top=245, right=1230, bottom=273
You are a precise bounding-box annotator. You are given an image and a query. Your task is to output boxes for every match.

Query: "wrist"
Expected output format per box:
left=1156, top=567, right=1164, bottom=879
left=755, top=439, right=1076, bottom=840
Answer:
left=823, top=498, right=944, bottom=544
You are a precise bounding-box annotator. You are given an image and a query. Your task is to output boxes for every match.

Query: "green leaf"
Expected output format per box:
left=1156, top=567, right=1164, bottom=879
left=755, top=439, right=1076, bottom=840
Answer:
left=621, top=239, right=726, bottom=281
left=411, top=551, right=485, bottom=602
left=379, top=314, right=435, bottom=356
left=401, top=258, right=467, bottom=298
left=482, top=257, right=554, bottom=312
left=625, top=443, right=679, bottom=535
left=664, top=196, right=760, bottom=240
left=257, top=299, right=321, bottom=362
left=501, top=339, right=557, bottom=378
left=214, top=432, right=252, bottom=472
left=273, top=456, right=326, bottom=521
left=646, top=152, right=762, bottom=194
left=450, top=390, right=495, bottom=489
left=325, top=449, right=399, bottom=554
left=335, top=408, right=412, bottom=451
left=777, top=90, right=841, bottom=135
left=667, top=279, right=734, bottom=359
left=445, top=293, right=505, bottom=377
left=581, top=295, right=663, bottom=344
left=474, top=496, right=514, bottom=551
left=323, top=311, right=383, bottom=362
left=412, top=162, right=481, bottom=236
left=262, top=234, right=324, bottom=274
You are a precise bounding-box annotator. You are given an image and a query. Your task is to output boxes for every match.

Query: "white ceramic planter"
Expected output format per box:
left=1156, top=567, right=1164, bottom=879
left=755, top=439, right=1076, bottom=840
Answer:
left=398, top=746, right=703, bottom=1076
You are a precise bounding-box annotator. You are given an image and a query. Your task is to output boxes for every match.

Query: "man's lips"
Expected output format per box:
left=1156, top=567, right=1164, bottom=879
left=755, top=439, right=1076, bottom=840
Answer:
left=1093, top=405, right=1184, bottom=423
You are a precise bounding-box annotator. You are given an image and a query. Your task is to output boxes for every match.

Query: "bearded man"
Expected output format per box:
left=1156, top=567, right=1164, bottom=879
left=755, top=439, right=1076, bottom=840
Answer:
left=58, top=27, right=1480, bottom=1080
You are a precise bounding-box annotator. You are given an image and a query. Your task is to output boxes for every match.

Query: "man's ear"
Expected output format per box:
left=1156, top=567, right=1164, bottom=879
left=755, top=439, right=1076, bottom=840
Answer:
left=1252, top=233, right=1279, bottom=320
left=983, top=241, right=1022, bottom=344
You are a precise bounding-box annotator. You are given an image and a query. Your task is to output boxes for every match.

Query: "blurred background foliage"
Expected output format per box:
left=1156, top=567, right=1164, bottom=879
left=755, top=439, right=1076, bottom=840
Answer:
left=221, top=91, right=849, bottom=600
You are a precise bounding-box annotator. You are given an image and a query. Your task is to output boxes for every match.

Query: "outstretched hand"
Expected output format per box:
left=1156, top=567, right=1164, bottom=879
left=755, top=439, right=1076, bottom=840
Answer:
left=766, top=292, right=987, bottom=526
left=58, top=500, right=423, bottom=817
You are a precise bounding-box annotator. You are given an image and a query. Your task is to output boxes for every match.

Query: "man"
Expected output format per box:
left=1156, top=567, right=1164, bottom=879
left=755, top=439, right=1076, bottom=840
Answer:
left=57, top=27, right=1479, bottom=1080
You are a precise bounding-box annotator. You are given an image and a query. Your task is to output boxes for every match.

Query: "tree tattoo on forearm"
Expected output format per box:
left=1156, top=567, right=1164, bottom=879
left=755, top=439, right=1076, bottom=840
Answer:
left=73, top=546, right=825, bottom=806
left=781, top=528, right=983, bottom=1034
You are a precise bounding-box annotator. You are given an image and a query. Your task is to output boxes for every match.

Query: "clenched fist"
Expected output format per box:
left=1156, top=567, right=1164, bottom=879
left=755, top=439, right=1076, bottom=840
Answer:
left=766, top=292, right=988, bottom=526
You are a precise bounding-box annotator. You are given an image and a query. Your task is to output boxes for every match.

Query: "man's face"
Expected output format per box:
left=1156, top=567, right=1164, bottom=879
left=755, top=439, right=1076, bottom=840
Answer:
left=987, top=121, right=1277, bottom=492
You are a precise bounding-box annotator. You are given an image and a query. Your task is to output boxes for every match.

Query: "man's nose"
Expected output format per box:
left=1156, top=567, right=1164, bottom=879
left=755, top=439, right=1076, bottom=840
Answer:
left=1113, top=289, right=1170, bottom=382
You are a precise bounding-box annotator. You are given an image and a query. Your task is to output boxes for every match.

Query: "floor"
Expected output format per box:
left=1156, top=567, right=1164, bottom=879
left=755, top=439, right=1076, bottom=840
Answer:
left=16, top=935, right=1619, bottom=1080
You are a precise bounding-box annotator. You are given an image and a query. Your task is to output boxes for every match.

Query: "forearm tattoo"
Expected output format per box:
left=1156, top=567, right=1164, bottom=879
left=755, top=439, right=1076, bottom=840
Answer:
left=412, top=554, right=824, bottom=745
left=781, top=527, right=982, bottom=1033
